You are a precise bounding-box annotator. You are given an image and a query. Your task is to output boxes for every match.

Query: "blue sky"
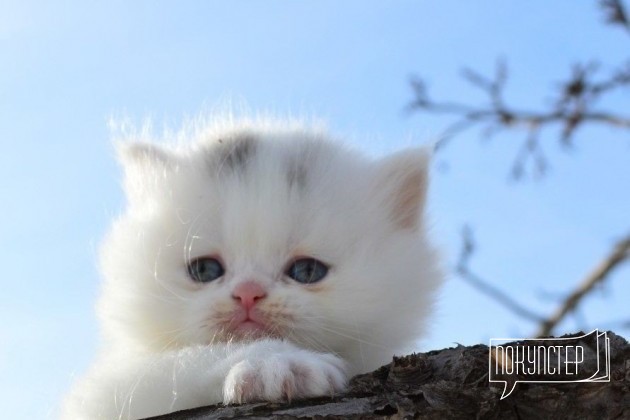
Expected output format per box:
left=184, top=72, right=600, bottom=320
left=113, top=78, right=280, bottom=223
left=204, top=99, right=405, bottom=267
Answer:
left=1, top=1, right=629, bottom=418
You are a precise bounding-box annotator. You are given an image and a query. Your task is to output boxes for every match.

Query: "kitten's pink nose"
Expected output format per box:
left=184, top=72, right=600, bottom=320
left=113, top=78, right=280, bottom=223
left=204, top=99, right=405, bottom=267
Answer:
left=232, top=281, right=267, bottom=310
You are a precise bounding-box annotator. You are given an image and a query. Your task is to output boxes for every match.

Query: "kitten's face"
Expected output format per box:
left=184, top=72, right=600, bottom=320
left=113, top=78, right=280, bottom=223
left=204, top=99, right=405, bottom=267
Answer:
left=99, top=126, right=440, bottom=368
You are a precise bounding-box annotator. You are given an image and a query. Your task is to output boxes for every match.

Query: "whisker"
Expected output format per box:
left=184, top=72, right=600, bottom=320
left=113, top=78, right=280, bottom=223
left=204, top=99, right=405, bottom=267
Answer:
left=299, top=320, right=391, bottom=351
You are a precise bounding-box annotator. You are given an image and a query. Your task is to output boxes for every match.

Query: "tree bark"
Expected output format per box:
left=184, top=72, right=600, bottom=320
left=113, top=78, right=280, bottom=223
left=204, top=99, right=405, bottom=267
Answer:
left=147, top=332, right=629, bottom=420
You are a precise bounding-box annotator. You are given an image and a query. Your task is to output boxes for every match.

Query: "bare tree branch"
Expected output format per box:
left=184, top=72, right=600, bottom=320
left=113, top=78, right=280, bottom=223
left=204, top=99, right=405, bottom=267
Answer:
left=408, top=60, right=630, bottom=179
left=456, top=228, right=630, bottom=337
left=601, top=0, right=630, bottom=33
left=455, top=226, right=544, bottom=323
left=407, top=0, right=630, bottom=344
left=537, top=234, right=630, bottom=337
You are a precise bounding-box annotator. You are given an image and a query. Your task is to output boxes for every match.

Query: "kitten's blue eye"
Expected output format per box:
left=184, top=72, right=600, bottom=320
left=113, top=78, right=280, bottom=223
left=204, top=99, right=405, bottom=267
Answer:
left=187, top=257, right=225, bottom=283
left=285, top=258, right=329, bottom=284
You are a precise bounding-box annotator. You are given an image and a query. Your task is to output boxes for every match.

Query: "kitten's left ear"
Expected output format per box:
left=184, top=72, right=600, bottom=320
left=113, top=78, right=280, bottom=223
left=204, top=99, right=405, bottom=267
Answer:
left=375, top=147, right=430, bottom=231
left=117, top=142, right=173, bottom=169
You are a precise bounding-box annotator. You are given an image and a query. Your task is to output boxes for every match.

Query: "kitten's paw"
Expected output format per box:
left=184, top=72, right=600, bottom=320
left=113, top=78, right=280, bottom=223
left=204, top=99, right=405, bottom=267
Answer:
left=223, top=351, right=347, bottom=404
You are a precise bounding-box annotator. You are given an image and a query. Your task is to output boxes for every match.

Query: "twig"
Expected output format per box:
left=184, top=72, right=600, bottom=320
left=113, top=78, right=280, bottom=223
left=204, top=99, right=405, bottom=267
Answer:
left=455, top=226, right=544, bottom=323
left=601, top=0, right=630, bottom=34
left=536, top=234, right=630, bottom=337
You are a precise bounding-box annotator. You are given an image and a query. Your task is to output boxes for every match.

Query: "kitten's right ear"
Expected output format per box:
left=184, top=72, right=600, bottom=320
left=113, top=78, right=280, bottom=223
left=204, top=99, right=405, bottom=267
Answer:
left=116, top=142, right=175, bottom=207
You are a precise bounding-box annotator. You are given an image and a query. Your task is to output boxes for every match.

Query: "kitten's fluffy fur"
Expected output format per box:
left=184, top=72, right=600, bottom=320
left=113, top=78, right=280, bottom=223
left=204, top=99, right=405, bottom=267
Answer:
left=62, top=118, right=442, bottom=419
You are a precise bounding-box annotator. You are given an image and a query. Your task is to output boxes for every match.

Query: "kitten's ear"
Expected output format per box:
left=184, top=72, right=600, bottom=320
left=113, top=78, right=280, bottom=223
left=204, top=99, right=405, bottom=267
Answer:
left=375, top=148, right=430, bottom=231
left=117, top=142, right=173, bottom=168
left=115, top=142, right=176, bottom=205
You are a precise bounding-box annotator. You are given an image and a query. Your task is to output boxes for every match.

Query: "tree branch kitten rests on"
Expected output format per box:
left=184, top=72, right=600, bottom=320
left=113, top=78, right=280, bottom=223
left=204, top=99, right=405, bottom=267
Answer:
left=62, top=117, right=443, bottom=419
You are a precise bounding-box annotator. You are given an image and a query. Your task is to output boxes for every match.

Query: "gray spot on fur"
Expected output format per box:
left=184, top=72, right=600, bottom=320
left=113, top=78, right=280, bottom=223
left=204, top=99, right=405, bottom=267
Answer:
left=285, top=145, right=317, bottom=191
left=213, top=134, right=257, bottom=175
left=287, top=163, right=308, bottom=190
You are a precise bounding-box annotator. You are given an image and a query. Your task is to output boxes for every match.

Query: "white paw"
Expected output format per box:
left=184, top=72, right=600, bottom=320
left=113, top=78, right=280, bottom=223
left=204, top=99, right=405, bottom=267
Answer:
left=223, top=351, right=347, bottom=404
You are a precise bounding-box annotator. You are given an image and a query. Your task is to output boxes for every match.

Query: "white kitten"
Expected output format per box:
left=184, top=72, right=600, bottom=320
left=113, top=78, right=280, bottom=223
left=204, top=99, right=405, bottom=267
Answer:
left=62, top=118, right=443, bottom=419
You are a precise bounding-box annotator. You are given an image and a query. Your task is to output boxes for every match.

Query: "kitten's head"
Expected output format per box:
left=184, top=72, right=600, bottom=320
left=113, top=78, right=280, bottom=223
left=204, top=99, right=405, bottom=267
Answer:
left=99, top=119, right=442, bottom=373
